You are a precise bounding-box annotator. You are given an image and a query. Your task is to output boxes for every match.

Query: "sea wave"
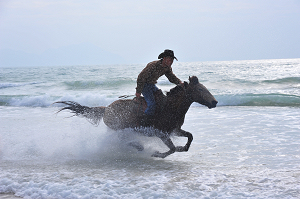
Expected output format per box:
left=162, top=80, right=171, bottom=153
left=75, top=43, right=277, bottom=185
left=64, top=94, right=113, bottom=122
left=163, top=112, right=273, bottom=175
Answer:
left=1, top=93, right=299, bottom=108
left=0, top=82, right=41, bottom=89
left=262, top=77, right=300, bottom=84
left=63, top=80, right=105, bottom=90
left=63, top=78, right=135, bottom=90
left=217, top=93, right=300, bottom=107
left=0, top=94, right=117, bottom=107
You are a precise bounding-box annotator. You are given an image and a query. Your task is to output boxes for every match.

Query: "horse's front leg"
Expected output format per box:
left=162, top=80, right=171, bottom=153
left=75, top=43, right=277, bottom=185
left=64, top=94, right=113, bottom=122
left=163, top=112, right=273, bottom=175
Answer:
left=174, top=129, right=193, bottom=152
left=151, top=133, right=176, bottom=158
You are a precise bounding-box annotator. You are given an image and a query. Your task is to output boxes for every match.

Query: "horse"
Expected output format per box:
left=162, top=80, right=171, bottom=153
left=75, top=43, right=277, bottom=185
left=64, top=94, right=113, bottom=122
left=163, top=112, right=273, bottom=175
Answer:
left=55, top=76, right=218, bottom=158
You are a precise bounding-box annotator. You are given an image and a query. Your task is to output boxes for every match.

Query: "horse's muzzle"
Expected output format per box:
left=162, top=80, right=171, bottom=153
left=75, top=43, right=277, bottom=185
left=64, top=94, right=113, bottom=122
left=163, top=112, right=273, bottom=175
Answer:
left=209, top=100, right=218, bottom=109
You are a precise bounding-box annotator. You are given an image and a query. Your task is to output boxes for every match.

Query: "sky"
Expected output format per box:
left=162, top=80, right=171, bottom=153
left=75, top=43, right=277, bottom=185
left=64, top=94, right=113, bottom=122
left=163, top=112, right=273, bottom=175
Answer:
left=0, top=0, right=300, bottom=66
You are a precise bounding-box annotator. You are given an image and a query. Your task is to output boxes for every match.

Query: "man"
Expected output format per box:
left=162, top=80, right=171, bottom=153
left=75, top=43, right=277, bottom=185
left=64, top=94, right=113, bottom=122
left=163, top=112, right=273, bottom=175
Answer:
left=136, top=49, right=182, bottom=121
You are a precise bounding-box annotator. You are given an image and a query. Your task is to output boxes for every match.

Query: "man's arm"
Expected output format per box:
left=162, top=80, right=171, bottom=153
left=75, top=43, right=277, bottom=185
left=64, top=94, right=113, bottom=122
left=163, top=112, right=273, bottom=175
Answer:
left=165, top=69, right=181, bottom=85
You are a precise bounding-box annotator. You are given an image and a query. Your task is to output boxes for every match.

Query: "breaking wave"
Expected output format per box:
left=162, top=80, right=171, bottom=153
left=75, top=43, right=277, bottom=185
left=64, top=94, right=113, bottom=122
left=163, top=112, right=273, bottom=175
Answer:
left=262, top=77, right=300, bottom=84
left=217, top=93, right=300, bottom=107
left=1, top=93, right=299, bottom=108
left=0, top=82, right=42, bottom=89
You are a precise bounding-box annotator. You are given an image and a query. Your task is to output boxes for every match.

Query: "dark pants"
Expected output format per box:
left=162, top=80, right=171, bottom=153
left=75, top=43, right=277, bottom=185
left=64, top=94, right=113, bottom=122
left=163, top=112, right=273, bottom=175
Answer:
left=142, top=83, right=159, bottom=115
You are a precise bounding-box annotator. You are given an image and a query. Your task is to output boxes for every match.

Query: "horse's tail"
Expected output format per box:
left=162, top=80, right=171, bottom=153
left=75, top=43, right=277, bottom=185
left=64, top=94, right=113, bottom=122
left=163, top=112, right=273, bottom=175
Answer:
left=55, top=101, right=106, bottom=126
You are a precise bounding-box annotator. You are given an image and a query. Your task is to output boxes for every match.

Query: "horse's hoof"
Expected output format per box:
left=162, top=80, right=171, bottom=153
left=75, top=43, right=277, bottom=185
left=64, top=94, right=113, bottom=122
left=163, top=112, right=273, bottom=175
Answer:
left=175, top=146, right=187, bottom=152
left=151, top=151, right=166, bottom=158
left=151, top=151, right=160, bottom=157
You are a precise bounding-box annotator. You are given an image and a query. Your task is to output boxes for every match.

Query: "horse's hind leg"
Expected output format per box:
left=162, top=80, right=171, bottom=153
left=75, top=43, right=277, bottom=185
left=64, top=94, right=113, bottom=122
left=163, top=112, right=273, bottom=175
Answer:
left=117, top=133, right=144, bottom=151
left=128, top=141, right=144, bottom=151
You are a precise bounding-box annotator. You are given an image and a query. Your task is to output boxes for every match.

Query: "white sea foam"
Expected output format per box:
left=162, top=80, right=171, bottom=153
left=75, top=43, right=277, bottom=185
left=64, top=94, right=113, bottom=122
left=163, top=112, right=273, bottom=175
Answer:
left=1, top=106, right=300, bottom=198
left=3, top=94, right=116, bottom=107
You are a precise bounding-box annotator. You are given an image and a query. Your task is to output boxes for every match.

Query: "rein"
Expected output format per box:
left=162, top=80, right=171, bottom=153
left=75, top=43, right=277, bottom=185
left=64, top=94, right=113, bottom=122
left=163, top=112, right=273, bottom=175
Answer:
left=118, top=94, right=135, bottom=99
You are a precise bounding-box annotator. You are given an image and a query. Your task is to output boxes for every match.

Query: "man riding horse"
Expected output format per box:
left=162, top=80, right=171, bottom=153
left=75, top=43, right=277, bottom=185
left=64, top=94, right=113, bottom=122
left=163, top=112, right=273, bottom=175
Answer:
left=135, top=49, right=183, bottom=125
left=55, top=49, right=218, bottom=158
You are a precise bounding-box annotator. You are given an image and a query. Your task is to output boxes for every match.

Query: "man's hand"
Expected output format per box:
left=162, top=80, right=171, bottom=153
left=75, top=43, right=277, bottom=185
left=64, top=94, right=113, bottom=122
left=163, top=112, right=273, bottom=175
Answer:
left=136, top=92, right=141, bottom=98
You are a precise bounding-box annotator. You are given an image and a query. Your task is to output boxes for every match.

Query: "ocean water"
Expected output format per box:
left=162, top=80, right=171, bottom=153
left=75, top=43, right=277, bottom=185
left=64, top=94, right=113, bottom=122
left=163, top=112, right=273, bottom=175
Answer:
left=0, top=59, right=300, bottom=198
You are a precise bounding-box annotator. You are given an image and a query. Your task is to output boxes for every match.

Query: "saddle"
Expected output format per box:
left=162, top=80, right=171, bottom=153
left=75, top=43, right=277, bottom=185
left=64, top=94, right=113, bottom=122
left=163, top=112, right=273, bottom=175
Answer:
left=134, top=89, right=166, bottom=115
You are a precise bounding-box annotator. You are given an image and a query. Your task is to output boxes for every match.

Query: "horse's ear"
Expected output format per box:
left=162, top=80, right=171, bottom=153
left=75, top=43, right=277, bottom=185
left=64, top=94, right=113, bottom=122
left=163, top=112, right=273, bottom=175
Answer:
left=184, top=81, right=188, bottom=88
left=189, top=76, right=199, bottom=85
left=189, top=76, right=191, bottom=82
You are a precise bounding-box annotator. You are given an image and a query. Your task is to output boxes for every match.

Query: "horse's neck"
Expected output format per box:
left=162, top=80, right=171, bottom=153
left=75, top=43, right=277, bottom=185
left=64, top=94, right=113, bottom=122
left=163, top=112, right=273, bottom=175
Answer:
left=166, top=91, right=193, bottom=117
left=176, top=95, right=193, bottom=118
left=154, top=91, right=193, bottom=131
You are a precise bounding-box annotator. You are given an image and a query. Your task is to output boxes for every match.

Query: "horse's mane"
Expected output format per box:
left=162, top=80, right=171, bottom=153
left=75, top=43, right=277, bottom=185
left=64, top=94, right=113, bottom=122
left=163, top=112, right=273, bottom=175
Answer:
left=166, top=82, right=188, bottom=97
left=165, top=76, right=200, bottom=97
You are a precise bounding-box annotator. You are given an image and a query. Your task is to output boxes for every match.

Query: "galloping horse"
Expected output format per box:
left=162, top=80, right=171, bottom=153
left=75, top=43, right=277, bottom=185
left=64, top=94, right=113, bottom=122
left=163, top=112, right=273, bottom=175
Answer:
left=56, top=76, right=218, bottom=158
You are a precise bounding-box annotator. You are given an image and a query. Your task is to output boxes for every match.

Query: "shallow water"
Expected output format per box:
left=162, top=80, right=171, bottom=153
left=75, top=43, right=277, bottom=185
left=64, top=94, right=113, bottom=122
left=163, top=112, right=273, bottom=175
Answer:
left=1, top=59, right=300, bottom=198
left=0, top=106, right=299, bottom=198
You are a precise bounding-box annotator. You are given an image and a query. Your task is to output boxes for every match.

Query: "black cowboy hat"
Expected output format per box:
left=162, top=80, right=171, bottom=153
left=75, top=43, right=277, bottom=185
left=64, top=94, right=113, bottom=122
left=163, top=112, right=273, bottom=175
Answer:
left=158, top=49, right=178, bottom=61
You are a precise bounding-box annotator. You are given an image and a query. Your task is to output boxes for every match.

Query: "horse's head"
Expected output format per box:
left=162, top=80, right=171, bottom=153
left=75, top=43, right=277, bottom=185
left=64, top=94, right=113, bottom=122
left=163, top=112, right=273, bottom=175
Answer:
left=186, top=76, right=218, bottom=109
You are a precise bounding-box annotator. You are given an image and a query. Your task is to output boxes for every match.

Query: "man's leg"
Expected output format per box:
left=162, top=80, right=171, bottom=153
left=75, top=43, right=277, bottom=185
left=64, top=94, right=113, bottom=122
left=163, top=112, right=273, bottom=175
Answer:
left=142, top=84, right=158, bottom=115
